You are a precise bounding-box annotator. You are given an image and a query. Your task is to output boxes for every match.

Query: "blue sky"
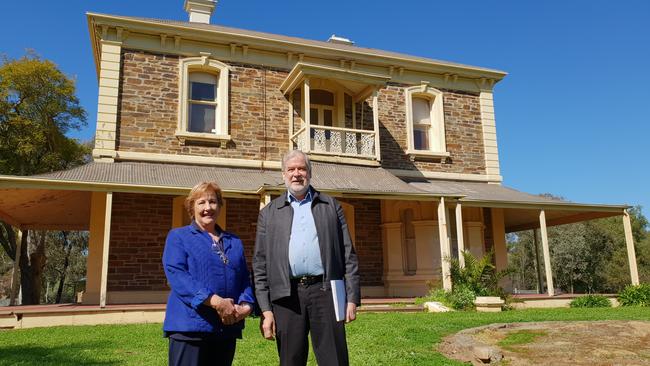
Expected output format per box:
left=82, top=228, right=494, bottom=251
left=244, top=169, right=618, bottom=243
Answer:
left=1, top=1, right=648, bottom=217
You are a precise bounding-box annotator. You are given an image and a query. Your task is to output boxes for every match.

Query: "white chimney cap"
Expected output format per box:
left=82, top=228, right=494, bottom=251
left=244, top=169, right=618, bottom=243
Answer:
left=327, top=34, right=354, bottom=46
left=184, top=0, right=217, bottom=24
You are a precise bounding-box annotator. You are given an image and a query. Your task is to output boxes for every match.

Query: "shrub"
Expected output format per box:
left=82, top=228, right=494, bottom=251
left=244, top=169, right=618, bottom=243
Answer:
left=618, top=284, right=650, bottom=307
left=569, top=294, right=612, bottom=308
left=448, top=284, right=476, bottom=310
left=449, top=250, right=512, bottom=298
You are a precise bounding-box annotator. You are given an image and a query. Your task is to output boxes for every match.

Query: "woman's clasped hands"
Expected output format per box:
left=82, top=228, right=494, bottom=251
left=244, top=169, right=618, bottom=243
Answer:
left=207, top=295, right=252, bottom=325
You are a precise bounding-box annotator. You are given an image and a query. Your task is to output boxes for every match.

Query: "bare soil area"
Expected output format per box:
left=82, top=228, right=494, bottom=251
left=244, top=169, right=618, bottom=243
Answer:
left=439, top=320, right=650, bottom=365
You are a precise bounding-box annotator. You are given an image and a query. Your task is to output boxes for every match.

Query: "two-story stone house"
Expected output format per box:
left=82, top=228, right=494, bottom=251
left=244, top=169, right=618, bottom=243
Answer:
left=0, top=0, right=640, bottom=308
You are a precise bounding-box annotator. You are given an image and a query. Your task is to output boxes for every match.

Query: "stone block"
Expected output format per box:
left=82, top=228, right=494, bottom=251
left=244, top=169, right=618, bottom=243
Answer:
left=474, top=296, right=504, bottom=312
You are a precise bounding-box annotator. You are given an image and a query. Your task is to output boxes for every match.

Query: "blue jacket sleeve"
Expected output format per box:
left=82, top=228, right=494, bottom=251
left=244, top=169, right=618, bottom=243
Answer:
left=162, top=229, right=212, bottom=309
left=236, top=242, right=255, bottom=305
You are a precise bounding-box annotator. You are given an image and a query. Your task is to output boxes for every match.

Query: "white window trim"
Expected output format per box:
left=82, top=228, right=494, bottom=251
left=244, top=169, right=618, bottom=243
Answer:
left=404, top=85, right=449, bottom=158
left=177, top=56, right=230, bottom=143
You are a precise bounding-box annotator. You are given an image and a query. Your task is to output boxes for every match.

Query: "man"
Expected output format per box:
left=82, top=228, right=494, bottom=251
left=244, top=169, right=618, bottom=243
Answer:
left=253, top=149, right=360, bottom=366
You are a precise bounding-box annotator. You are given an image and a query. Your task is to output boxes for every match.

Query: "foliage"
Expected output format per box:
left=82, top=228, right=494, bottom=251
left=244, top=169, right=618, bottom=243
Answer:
left=508, top=200, right=649, bottom=294
left=450, top=250, right=512, bottom=298
left=617, top=284, right=650, bottom=307
left=447, top=284, right=476, bottom=310
left=569, top=294, right=612, bottom=308
left=417, top=251, right=512, bottom=311
left=0, top=308, right=649, bottom=365
left=42, top=231, right=88, bottom=303
left=0, top=52, right=89, bottom=175
left=414, top=287, right=453, bottom=308
left=0, top=53, right=90, bottom=304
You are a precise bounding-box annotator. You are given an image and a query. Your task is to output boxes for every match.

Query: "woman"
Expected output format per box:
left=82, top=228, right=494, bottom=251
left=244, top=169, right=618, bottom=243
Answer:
left=163, top=181, right=254, bottom=366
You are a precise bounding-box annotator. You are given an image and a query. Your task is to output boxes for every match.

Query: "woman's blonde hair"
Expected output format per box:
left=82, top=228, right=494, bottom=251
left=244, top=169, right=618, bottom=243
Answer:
left=184, top=181, right=224, bottom=219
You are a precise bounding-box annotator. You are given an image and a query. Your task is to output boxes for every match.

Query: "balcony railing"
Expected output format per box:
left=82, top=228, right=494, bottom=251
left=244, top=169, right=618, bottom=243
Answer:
left=290, top=125, right=378, bottom=160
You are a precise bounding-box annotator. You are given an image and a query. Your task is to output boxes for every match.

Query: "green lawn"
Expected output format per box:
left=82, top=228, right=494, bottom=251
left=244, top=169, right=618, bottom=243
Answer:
left=0, top=307, right=648, bottom=365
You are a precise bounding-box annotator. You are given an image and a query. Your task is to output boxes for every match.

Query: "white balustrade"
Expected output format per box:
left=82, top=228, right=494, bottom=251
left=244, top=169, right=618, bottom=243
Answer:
left=290, top=125, right=377, bottom=159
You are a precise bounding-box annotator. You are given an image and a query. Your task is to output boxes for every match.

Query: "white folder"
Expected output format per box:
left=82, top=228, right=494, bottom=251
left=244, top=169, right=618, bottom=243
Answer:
left=330, top=279, right=347, bottom=322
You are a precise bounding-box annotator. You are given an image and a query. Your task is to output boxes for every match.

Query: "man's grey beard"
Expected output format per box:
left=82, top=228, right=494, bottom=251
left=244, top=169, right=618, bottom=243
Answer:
left=288, top=184, right=309, bottom=198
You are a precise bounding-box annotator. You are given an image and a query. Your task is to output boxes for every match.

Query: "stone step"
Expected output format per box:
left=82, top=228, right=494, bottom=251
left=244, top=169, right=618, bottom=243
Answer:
left=358, top=304, right=424, bottom=313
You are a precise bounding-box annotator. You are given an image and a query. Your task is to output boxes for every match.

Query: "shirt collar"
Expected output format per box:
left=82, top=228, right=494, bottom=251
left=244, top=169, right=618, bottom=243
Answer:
left=287, top=186, right=313, bottom=203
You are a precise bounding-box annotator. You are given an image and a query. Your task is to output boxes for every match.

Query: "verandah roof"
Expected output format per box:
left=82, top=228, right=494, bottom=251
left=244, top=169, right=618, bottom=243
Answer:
left=0, top=161, right=627, bottom=231
left=408, top=180, right=628, bottom=233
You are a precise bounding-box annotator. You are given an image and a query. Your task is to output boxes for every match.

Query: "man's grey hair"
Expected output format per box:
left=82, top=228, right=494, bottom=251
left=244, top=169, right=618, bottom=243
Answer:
left=281, top=149, right=312, bottom=174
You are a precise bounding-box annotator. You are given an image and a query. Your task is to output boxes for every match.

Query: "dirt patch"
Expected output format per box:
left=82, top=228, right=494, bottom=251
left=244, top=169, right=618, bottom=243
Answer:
left=439, top=320, right=650, bottom=365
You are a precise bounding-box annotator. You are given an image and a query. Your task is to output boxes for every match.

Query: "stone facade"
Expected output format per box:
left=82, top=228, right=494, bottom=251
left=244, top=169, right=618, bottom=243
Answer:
left=377, top=84, right=486, bottom=173
left=118, top=50, right=291, bottom=162
left=116, top=49, right=486, bottom=175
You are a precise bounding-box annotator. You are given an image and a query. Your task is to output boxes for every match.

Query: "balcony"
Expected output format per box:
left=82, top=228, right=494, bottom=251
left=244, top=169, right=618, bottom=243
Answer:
left=291, top=125, right=378, bottom=160
left=280, top=62, right=391, bottom=164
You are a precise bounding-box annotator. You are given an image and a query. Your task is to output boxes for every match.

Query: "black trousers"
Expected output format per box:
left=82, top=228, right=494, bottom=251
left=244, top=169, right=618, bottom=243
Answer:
left=168, top=337, right=236, bottom=366
left=272, top=281, right=349, bottom=366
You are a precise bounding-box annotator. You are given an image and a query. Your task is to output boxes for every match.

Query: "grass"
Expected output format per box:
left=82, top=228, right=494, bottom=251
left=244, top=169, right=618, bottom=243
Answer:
left=0, top=307, right=648, bottom=365
left=497, top=330, right=547, bottom=352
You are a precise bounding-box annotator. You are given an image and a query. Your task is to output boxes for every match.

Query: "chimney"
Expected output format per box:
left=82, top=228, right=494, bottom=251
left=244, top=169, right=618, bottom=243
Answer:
left=184, top=0, right=217, bottom=24
left=327, top=34, right=354, bottom=46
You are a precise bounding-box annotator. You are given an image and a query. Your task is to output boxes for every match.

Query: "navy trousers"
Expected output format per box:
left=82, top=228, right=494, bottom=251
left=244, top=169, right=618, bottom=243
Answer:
left=168, top=337, right=236, bottom=366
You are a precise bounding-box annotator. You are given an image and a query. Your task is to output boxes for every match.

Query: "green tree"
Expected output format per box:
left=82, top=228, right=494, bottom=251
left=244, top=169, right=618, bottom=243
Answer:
left=508, top=199, right=649, bottom=294
left=0, top=53, right=89, bottom=304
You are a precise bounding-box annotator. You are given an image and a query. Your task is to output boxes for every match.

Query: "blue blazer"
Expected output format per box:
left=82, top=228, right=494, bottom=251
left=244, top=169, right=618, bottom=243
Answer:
left=162, top=222, right=255, bottom=338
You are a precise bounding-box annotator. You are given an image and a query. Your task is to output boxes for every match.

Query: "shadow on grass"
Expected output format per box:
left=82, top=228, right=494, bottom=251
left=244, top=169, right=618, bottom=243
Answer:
left=0, top=341, right=121, bottom=366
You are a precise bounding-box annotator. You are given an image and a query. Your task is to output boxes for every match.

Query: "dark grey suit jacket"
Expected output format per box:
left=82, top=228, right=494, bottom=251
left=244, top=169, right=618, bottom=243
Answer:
left=253, top=188, right=360, bottom=312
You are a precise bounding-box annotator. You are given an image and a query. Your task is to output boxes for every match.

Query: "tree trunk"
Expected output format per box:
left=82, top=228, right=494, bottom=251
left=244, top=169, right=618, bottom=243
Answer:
left=55, top=231, right=72, bottom=304
left=19, top=230, right=47, bottom=305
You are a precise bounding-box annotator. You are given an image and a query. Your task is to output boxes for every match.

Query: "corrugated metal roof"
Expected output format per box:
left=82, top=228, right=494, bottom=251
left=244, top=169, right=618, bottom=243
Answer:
left=311, top=163, right=424, bottom=194
left=32, top=162, right=282, bottom=192
left=28, top=161, right=424, bottom=195
left=407, top=180, right=567, bottom=204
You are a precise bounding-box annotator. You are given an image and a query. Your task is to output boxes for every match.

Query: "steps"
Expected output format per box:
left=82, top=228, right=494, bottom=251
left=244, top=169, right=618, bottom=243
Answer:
left=358, top=298, right=423, bottom=313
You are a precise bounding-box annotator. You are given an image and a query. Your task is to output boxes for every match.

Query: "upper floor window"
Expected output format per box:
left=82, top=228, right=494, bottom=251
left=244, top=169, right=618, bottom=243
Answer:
left=412, top=97, right=432, bottom=150
left=405, top=85, right=448, bottom=157
left=188, top=72, right=218, bottom=133
left=177, top=56, right=230, bottom=143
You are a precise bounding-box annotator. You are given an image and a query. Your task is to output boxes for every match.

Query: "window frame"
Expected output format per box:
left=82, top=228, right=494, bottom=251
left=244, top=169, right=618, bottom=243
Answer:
left=177, top=56, right=230, bottom=143
left=404, top=85, right=449, bottom=158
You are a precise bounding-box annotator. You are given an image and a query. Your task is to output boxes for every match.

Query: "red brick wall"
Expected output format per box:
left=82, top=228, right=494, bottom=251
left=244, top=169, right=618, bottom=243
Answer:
left=105, top=192, right=383, bottom=291
left=225, top=197, right=259, bottom=267
left=107, top=193, right=172, bottom=291
left=339, top=198, right=383, bottom=286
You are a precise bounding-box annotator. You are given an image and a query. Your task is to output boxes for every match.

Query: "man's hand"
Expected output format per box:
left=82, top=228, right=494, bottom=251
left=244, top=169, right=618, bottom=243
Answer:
left=260, top=310, right=276, bottom=340
left=234, top=303, right=253, bottom=323
left=345, top=302, right=357, bottom=323
left=207, top=295, right=237, bottom=325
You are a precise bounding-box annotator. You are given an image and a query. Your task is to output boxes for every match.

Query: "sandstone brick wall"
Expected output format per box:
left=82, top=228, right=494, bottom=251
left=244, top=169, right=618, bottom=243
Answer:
left=107, top=193, right=172, bottom=291
left=377, top=84, right=486, bottom=174
left=118, top=50, right=290, bottom=162
left=116, top=49, right=487, bottom=176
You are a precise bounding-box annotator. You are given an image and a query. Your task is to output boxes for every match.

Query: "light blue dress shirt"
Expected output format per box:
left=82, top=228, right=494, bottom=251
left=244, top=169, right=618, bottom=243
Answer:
left=288, top=189, right=324, bottom=277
